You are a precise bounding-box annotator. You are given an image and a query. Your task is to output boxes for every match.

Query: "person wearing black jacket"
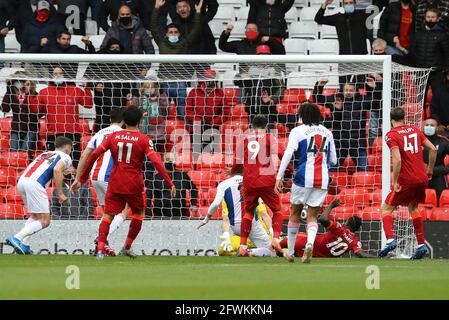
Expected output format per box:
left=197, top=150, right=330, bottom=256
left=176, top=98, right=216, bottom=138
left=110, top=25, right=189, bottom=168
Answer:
left=247, top=0, right=294, bottom=40
left=98, top=0, right=145, bottom=32
left=315, top=0, right=370, bottom=55
left=41, top=30, right=96, bottom=54
left=430, top=69, right=449, bottom=131
left=377, top=0, right=415, bottom=56
left=0, top=0, right=15, bottom=53
left=148, top=152, right=199, bottom=218
left=408, top=8, right=449, bottom=94
left=422, top=117, right=449, bottom=202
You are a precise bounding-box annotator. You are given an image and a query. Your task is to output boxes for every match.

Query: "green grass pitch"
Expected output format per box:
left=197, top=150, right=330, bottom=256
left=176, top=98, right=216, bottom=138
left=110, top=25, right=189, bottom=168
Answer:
left=0, top=255, right=448, bottom=300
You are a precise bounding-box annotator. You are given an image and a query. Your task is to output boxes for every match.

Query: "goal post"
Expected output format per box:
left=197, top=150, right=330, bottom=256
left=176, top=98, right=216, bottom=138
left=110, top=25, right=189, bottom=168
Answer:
left=0, top=53, right=431, bottom=257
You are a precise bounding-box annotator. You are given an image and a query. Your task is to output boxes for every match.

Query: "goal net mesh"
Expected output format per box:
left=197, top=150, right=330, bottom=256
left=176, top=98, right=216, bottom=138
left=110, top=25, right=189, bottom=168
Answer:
left=0, top=57, right=430, bottom=257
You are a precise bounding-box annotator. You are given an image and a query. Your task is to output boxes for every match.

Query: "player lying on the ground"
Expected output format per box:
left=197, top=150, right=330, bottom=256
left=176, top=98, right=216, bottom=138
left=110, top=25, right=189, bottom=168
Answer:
left=71, top=108, right=126, bottom=256
left=75, top=107, right=176, bottom=260
left=268, top=199, right=377, bottom=258
left=197, top=170, right=276, bottom=257
left=6, top=136, right=74, bottom=255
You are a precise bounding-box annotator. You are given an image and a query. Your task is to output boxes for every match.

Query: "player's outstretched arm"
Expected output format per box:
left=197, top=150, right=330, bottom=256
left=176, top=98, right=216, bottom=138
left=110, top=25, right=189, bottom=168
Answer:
left=220, top=215, right=232, bottom=252
left=318, top=199, right=339, bottom=228
left=198, top=186, right=225, bottom=229
left=423, top=139, right=437, bottom=180
left=53, top=161, right=68, bottom=205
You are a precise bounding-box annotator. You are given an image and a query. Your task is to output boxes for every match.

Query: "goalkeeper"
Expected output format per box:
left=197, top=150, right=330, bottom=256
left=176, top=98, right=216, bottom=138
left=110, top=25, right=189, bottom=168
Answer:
left=197, top=171, right=276, bottom=257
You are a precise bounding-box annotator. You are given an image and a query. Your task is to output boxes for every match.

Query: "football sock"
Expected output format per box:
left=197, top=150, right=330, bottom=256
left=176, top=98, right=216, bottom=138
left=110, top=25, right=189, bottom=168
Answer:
left=271, top=211, right=284, bottom=239
left=412, top=216, right=425, bottom=245
left=125, top=218, right=142, bottom=250
left=109, top=213, right=125, bottom=235
left=14, top=220, right=44, bottom=241
left=21, top=217, right=34, bottom=245
left=287, top=221, right=299, bottom=257
left=306, top=221, right=318, bottom=245
left=239, top=213, right=253, bottom=246
left=382, top=214, right=395, bottom=240
left=98, top=217, right=112, bottom=253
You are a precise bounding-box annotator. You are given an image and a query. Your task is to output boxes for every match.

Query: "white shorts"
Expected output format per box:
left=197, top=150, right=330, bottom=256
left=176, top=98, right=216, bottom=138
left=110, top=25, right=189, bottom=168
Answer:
left=291, top=184, right=327, bottom=207
left=91, top=180, right=108, bottom=206
left=232, top=219, right=271, bottom=249
left=17, top=177, right=50, bottom=214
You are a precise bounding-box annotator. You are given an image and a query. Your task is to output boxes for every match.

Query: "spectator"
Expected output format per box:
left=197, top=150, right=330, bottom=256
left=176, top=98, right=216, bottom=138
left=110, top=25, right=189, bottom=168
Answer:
left=0, top=76, right=40, bottom=157
left=219, top=22, right=286, bottom=71
left=247, top=0, right=294, bottom=42
left=150, top=0, right=203, bottom=119
left=172, top=0, right=217, bottom=55
left=85, top=38, right=135, bottom=132
left=39, top=66, right=94, bottom=168
left=415, top=0, right=449, bottom=32
left=51, top=175, right=95, bottom=219
left=0, top=0, right=15, bottom=53
left=56, top=0, right=88, bottom=36
left=99, top=0, right=145, bottom=33
left=20, top=0, right=65, bottom=53
left=408, top=8, right=449, bottom=94
left=430, top=68, right=449, bottom=131
left=41, top=30, right=95, bottom=53
left=15, top=0, right=57, bottom=45
left=315, top=0, right=370, bottom=55
left=378, top=0, right=415, bottom=56
left=100, top=4, right=155, bottom=54
left=313, top=79, right=373, bottom=171
left=149, top=152, right=199, bottom=217
left=422, top=117, right=449, bottom=201
left=129, top=80, right=168, bottom=152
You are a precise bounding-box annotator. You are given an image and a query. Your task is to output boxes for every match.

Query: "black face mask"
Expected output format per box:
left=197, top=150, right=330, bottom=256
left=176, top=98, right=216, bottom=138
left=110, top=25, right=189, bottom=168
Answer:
left=120, top=16, right=132, bottom=26
left=108, top=49, right=120, bottom=54
left=426, top=21, right=437, bottom=29
left=165, top=163, right=175, bottom=171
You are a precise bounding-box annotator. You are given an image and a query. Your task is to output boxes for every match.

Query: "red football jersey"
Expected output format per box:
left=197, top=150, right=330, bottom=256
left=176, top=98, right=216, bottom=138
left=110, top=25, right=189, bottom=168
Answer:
left=311, top=221, right=362, bottom=257
left=232, top=130, right=278, bottom=189
left=81, top=129, right=173, bottom=194
left=385, top=125, right=428, bottom=188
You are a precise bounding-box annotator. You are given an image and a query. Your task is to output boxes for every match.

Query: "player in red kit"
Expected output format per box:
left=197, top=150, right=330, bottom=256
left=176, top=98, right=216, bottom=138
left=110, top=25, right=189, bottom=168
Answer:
left=277, top=199, right=376, bottom=258
left=230, top=115, right=284, bottom=256
left=379, top=107, right=437, bottom=259
left=76, top=107, right=176, bottom=260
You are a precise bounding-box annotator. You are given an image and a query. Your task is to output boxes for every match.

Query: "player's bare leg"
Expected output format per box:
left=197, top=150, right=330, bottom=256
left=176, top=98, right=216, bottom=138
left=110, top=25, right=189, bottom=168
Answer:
left=237, top=212, right=254, bottom=257
left=379, top=204, right=397, bottom=257
left=280, top=204, right=303, bottom=262
left=302, top=206, right=320, bottom=263
left=7, top=213, right=51, bottom=255
left=119, top=211, right=144, bottom=259
left=409, top=203, right=428, bottom=259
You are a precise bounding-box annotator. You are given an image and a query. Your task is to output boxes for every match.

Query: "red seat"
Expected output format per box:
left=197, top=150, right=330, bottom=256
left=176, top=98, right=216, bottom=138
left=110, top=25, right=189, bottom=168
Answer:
left=401, top=103, right=422, bottom=123
left=175, top=150, right=193, bottom=171
left=0, top=117, right=12, bottom=133
left=165, top=119, right=186, bottom=136
left=324, top=194, right=336, bottom=206
left=429, top=207, right=449, bottom=221
left=341, top=156, right=356, bottom=173
left=367, top=154, right=382, bottom=172
left=422, top=188, right=437, bottom=208
left=0, top=203, right=25, bottom=219
left=223, top=88, right=239, bottom=106
left=0, top=152, right=29, bottom=168
left=39, top=118, right=48, bottom=139
left=276, top=103, right=290, bottom=114
left=187, top=170, right=217, bottom=188
left=215, top=171, right=229, bottom=183
left=329, top=172, right=351, bottom=188
left=281, top=88, right=307, bottom=104
left=5, top=186, right=23, bottom=204
left=439, top=189, right=449, bottom=207
left=230, top=103, right=247, bottom=117
left=0, top=187, right=6, bottom=202
left=370, top=188, right=382, bottom=206
left=81, top=135, right=92, bottom=151
left=362, top=206, right=382, bottom=220
left=0, top=133, right=10, bottom=150
left=197, top=153, right=226, bottom=170
left=339, top=188, right=370, bottom=207
left=417, top=204, right=432, bottom=220
left=331, top=206, right=361, bottom=220
left=275, top=123, right=289, bottom=137
left=0, top=167, right=17, bottom=187
left=351, top=171, right=381, bottom=191
left=372, top=137, right=383, bottom=155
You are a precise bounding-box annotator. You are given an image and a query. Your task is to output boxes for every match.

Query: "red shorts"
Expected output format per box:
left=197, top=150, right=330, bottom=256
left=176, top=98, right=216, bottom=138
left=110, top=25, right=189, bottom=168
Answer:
left=104, top=190, right=146, bottom=216
left=385, top=185, right=426, bottom=207
left=244, top=186, right=281, bottom=213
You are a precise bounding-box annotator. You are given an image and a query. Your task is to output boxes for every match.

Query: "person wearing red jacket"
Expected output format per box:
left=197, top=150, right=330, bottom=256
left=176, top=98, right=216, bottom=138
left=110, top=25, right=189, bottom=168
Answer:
left=185, top=69, right=230, bottom=152
left=38, top=66, right=93, bottom=167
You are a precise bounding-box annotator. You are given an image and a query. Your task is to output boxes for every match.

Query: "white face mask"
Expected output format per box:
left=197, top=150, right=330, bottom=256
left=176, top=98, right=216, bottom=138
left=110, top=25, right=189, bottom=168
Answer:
left=424, top=125, right=436, bottom=136
left=53, top=76, right=65, bottom=85
left=168, top=35, right=179, bottom=43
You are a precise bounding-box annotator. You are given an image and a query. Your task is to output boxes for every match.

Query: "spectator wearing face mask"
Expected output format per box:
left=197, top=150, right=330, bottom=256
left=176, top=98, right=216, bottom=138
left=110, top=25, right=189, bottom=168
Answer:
left=20, top=0, right=65, bottom=53
left=315, top=0, right=371, bottom=55
left=129, top=80, right=169, bottom=153
left=99, top=0, right=145, bottom=33
left=430, top=69, right=449, bottom=132
left=100, top=4, right=154, bottom=54
left=378, top=0, right=415, bottom=57
left=1, top=76, right=40, bottom=156
left=415, top=0, right=449, bottom=32
left=38, top=67, right=93, bottom=168
left=422, top=116, right=449, bottom=201
left=247, top=0, right=294, bottom=42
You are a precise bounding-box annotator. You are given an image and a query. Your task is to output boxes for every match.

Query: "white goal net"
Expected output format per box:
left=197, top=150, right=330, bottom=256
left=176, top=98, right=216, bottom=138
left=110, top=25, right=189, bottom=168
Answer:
left=0, top=54, right=430, bottom=256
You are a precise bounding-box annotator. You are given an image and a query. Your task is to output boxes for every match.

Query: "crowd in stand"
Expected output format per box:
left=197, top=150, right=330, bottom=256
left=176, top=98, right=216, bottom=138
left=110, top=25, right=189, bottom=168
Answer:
left=1, top=0, right=449, bottom=217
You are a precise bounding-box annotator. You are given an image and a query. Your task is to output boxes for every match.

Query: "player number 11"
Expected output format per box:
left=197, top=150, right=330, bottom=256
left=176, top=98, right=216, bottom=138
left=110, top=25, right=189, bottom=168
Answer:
left=117, top=142, right=133, bottom=163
